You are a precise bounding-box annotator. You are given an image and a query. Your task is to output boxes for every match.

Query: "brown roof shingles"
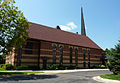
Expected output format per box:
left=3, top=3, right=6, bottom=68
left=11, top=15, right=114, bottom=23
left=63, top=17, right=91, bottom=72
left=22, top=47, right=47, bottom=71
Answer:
left=28, top=22, right=102, bottom=50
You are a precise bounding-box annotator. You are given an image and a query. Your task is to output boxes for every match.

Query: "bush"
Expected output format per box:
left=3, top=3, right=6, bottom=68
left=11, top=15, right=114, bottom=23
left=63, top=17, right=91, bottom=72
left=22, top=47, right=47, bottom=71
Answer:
left=16, top=65, right=29, bottom=70
left=16, top=65, right=38, bottom=70
left=47, top=64, right=71, bottom=70
left=92, top=64, right=106, bottom=69
left=28, top=65, right=38, bottom=70
left=47, top=64, right=58, bottom=70
left=0, top=64, right=4, bottom=68
left=107, top=58, right=120, bottom=75
left=0, top=64, right=13, bottom=70
left=5, top=64, right=14, bottom=70
left=58, top=65, right=66, bottom=70
left=47, top=64, right=79, bottom=70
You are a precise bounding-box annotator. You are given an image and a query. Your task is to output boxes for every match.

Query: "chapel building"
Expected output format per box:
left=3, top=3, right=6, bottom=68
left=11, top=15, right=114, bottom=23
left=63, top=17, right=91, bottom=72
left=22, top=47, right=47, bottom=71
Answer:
left=6, top=8, right=104, bottom=69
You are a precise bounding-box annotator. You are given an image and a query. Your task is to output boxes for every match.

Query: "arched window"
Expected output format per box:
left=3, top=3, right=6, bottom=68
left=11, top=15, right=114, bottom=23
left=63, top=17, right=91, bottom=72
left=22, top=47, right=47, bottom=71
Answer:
left=75, top=48, right=78, bottom=66
left=83, top=49, right=86, bottom=68
left=59, top=46, right=63, bottom=65
left=87, top=49, right=90, bottom=68
left=52, top=45, right=56, bottom=64
left=24, top=42, right=33, bottom=54
left=70, top=47, right=72, bottom=64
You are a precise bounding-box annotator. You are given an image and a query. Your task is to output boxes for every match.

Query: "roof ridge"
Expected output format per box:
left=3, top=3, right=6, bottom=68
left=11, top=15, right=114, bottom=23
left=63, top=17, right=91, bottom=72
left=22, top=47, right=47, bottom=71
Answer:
left=28, top=21, right=85, bottom=37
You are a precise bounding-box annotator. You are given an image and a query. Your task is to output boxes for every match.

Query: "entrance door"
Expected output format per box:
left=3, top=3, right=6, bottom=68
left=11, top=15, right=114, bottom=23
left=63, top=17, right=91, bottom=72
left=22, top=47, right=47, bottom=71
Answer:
left=42, top=56, right=47, bottom=69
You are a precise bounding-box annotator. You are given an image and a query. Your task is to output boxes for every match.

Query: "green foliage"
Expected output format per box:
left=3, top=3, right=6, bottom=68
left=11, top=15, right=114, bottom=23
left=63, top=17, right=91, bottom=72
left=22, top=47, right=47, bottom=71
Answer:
left=107, top=40, right=120, bottom=75
left=16, top=65, right=38, bottom=70
left=0, top=64, right=13, bottom=70
left=0, top=54, right=6, bottom=64
left=16, top=65, right=29, bottom=70
left=47, top=64, right=58, bottom=70
left=0, top=55, right=4, bottom=64
left=0, top=68, right=7, bottom=71
left=47, top=64, right=79, bottom=70
left=0, top=0, right=29, bottom=55
left=92, top=64, right=106, bottom=69
left=47, top=64, right=67, bottom=70
left=5, top=64, right=14, bottom=70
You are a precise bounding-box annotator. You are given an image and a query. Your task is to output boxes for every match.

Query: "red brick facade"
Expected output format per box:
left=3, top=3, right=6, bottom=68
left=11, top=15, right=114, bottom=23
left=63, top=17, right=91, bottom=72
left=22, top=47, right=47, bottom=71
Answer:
left=6, top=22, right=104, bottom=69
left=6, top=39, right=103, bottom=69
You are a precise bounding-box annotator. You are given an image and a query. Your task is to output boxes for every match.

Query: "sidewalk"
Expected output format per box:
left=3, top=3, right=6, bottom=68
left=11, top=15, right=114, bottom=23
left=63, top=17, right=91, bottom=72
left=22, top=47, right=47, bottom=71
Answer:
left=1, top=69, right=109, bottom=74
left=39, top=69, right=109, bottom=74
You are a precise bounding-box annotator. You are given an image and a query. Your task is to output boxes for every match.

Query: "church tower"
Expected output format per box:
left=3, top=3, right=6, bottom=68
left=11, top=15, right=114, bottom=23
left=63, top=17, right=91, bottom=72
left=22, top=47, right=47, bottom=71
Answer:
left=81, top=7, right=86, bottom=36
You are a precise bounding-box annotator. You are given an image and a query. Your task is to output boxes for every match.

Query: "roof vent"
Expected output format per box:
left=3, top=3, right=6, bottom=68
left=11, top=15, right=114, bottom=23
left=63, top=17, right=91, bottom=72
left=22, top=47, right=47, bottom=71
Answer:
left=76, top=32, right=78, bottom=34
left=56, top=26, right=61, bottom=30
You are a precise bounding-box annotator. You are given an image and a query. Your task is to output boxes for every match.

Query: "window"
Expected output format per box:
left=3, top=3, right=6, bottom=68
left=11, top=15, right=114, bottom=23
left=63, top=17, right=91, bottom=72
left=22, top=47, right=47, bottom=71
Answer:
left=24, top=50, right=33, bottom=54
left=59, top=46, right=63, bottom=65
left=87, top=49, right=90, bottom=61
left=24, top=42, right=33, bottom=54
left=75, top=48, right=78, bottom=66
left=25, top=42, right=33, bottom=49
left=70, top=47, right=72, bottom=64
left=52, top=45, right=56, bottom=64
left=87, top=49, right=90, bottom=68
left=83, top=49, right=86, bottom=67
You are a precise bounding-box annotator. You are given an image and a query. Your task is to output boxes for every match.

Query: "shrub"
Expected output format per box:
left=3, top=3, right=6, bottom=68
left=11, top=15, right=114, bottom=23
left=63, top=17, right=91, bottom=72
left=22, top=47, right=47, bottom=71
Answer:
left=47, top=64, right=58, bottom=70
left=16, top=65, right=29, bottom=70
left=107, top=58, right=120, bottom=75
left=16, top=65, right=38, bottom=70
left=0, top=64, right=4, bottom=68
left=0, top=64, right=13, bottom=70
left=28, top=65, right=38, bottom=70
left=92, top=64, right=106, bottom=69
left=5, top=64, right=14, bottom=70
left=58, top=65, right=66, bottom=70
left=67, top=66, right=77, bottom=69
left=47, top=64, right=80, bottom=70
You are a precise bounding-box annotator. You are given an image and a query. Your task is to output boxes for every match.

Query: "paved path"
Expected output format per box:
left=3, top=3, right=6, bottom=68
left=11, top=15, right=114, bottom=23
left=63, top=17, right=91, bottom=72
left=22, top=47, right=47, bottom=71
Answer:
left=0, top=69, right=112, bottom=83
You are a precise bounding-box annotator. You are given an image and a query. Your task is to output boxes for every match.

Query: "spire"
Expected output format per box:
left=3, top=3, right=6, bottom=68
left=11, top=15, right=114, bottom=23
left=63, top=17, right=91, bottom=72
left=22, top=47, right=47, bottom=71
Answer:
left=81, top=7, right=86, bottom=36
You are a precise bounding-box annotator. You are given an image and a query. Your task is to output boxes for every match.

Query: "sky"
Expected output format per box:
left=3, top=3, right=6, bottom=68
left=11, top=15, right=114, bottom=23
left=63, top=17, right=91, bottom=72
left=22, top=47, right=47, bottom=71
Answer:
left=14, top=0, right=120, bottom=50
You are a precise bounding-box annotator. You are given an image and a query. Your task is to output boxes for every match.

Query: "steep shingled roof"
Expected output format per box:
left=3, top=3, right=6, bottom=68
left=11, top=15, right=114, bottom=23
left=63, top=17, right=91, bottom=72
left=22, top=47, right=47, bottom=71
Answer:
left=28, top=22, right=102, bottom=50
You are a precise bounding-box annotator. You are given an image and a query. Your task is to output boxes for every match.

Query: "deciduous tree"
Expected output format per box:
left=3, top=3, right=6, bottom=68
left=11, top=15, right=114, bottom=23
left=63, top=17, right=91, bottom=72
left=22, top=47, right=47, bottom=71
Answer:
left=0, top=0, right=29, bottom=55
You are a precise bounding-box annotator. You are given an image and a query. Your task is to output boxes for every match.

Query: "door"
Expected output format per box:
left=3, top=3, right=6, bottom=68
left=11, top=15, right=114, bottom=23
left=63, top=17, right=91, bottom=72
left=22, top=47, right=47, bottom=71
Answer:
left=42, top=56, right=47, bottom=69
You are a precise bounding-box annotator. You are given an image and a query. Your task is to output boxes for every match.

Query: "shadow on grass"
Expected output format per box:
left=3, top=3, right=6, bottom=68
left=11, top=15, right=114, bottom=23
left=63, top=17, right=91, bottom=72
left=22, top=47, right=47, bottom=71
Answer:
left=0, top=74, right=58, bottom=82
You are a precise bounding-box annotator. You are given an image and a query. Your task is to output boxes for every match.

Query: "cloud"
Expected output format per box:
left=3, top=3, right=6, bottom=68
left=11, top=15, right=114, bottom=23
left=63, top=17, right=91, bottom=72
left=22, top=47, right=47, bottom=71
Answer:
left=67, top=22, right=77, bottom=29
left=59, top=25, right=72, bottom=31
left=60, top=22, right=77, bottom=31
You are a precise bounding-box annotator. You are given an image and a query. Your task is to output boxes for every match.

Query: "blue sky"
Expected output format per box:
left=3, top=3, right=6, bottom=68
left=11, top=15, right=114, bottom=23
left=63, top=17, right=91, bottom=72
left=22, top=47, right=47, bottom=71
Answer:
left=15, top=0, right=120, bottom=50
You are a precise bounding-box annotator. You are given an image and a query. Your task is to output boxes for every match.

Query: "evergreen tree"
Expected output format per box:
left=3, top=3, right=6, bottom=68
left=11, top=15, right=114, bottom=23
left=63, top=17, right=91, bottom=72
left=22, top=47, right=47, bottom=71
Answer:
left=107, top=40, right=120, bottom=74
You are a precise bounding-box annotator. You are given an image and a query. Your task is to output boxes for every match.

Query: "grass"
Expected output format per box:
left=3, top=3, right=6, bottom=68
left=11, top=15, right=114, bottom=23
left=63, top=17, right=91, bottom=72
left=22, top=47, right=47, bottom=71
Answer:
left=100, top=74, right=120, bottom=81
left=0, top=71, right=44, bottom=76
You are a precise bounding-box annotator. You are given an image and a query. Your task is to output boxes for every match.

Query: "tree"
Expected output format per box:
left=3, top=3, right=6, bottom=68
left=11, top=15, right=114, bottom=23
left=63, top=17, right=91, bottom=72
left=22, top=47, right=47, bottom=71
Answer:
left=0, top=54, right=5, bottom=64
left=0, top=0, right=29, bottom=55
left=107, top=40, right=120, bottom=74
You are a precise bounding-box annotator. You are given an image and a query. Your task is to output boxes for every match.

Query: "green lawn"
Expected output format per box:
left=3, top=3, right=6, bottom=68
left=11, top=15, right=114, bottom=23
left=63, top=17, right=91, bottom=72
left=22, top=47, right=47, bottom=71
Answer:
left=100, top=74, right=120, bottom=81
left=0, top=71, right=44, bottom=76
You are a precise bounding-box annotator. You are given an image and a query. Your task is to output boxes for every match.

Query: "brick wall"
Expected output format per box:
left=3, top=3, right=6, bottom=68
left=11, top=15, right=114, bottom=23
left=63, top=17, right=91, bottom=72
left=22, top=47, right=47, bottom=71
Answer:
left=6, top=39, right=103, bottom=69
